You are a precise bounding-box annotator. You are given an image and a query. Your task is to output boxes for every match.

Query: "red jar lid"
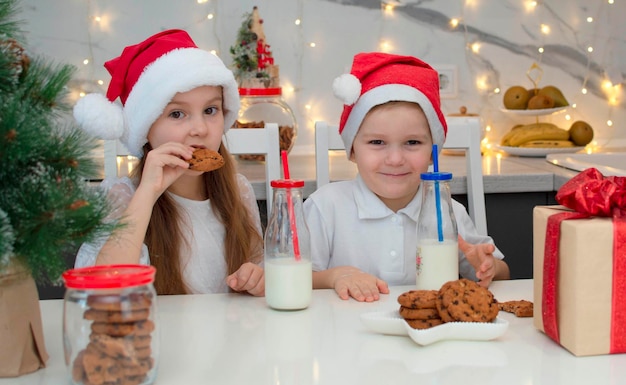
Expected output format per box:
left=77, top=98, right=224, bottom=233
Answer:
left=239, top=87, right=282, bottom=96
left=271, top=179, right=304, bottom=188
left=62, top=264, right=156, bottom=289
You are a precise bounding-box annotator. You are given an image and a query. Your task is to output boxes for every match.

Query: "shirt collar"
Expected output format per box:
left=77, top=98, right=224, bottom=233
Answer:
left=353, top=174, right=421, bottom=220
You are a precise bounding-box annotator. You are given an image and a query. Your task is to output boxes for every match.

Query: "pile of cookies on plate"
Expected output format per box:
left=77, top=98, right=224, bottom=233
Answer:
left=398, top=278, right=533, bottom=329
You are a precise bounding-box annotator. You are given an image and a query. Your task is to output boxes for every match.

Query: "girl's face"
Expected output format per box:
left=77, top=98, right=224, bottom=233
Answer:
left=147, top=85, right=225, bottom=152
left=350, top=102, right=433, bottom=212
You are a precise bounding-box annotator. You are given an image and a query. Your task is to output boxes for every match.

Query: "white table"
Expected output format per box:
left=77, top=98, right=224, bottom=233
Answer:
left=3, top=279, right=625, bottom=385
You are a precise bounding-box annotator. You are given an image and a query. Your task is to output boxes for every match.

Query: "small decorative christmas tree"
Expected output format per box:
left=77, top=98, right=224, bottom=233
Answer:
left=229, top=6, right=279, bottom=89
left=0, top=0, right=114, bottom=284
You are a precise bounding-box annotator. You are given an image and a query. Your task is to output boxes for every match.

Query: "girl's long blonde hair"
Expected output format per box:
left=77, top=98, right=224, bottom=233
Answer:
left=133, top=142, right=263, bottom=295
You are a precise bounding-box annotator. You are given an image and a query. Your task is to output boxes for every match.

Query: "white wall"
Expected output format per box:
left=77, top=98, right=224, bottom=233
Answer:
left=19, top=0, right=626, bottom=154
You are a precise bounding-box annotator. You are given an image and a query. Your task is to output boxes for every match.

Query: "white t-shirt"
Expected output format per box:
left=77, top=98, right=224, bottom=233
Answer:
left=302, top=175, right=505, bottom=286
left=75, top=174, right=263, bottom=294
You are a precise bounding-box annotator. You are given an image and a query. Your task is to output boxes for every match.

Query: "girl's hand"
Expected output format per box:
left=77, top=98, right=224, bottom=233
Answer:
left=331, top=266, right=389, bottom=302
left=227, top=262, right=265, bottom=296
left=458, top=235, right=497, bottom=287
left=137, top=142, right=195, bottom=200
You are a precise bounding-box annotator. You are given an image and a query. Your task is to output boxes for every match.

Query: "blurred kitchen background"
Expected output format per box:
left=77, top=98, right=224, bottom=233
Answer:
left=19, top=0, right=626, bottom=156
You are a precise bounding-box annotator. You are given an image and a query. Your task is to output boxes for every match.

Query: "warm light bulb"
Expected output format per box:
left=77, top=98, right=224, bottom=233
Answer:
left=83, top=59, right=89, bottom=65
left=450, top=18, right=460, bottom=28
left=485, top=125, right=492, bottom=132
left=210, top=50, right=217, bottom=55
left=581, top=88, right=588, bottom=94
left=79, top=91, right=86, bottom=97
left=97, top=80, right=104, bottom=85
left=475, top=75, right=488, bottom=90
left=602, top=80, right=613, bottom=89
left=538, top=47, right=544, bottom=53
left=383, top=3, right=394, bottom=13
left=309, top=42, right=316, bottom=48
left=471, top=42, right=481, bottom=53
left=94, top=16, right=101, bottom=23
left=305, top=104, right=312, bottom=110
left=540, top=24, right=550, bottom=34
left=494, top=87, right=501, bottom=94
left=565, top=114, right=571, bottom=120
left=295, top=19, right=301, bottom=25
left=524, top=0, right=537, bottom=12
left=587, top=46, right=593, bottom=53
left=571, top=103, right=577, bottom=108
left=607, top=120, right=613, bottom=126
left=587, top=17, right=593, bottom=23
left=608, top=0, right=614, bottom=3
left=197, top=0, right=208, bottom=3
left=207, top=13, right=214, bottom=20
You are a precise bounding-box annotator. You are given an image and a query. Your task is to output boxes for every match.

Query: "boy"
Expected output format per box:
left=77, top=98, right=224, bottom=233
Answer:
left=304, top=52, right=510, bottom=302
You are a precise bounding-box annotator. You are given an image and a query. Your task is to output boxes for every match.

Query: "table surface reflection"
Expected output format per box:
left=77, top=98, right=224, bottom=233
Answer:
left=3, top=279, right=625, bottom=385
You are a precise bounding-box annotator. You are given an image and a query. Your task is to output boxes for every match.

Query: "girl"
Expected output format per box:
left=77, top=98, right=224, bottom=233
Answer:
left=73, top=29, right=264, bottom=296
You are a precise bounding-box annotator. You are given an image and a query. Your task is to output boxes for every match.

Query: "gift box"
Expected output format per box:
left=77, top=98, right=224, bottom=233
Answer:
left=532, top=168, right=626, bottom=357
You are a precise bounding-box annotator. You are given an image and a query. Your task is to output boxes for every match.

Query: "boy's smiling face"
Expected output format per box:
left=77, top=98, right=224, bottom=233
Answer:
left=350, top=101, right=433, bottom=212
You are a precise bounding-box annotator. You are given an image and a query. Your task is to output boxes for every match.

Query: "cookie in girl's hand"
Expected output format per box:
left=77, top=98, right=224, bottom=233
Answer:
left=188, top=148, right=224, bottom=172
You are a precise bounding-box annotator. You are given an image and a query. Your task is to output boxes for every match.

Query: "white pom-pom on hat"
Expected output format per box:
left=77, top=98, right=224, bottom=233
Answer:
left=73, top=93, right=125, bottom=140
left=332, top=73, right=361, bottom=106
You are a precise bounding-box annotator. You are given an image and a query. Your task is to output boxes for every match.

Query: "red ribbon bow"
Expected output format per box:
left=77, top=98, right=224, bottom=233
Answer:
left=543, top=168, right=626, bottom=353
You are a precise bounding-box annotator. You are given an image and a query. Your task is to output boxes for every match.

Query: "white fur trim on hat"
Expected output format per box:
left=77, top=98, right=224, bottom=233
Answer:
left=332, top=74, right=361, bottom=106
left=73, top=93, right=125, bottom=140
left=340, top=84, right=446, bottom=158
left=123, top=48, right=239, bottom=157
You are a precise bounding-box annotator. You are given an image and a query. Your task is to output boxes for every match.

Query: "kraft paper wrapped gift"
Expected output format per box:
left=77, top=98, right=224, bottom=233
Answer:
left=532, top=168, right=626, bottom=357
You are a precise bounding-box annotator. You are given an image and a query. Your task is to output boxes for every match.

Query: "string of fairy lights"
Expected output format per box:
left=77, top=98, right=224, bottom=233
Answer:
left=71, top=0, right=622, bottom=162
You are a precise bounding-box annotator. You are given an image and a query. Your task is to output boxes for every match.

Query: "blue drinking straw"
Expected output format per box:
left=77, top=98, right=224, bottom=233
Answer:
left=432, top=144, right=444, bottom=242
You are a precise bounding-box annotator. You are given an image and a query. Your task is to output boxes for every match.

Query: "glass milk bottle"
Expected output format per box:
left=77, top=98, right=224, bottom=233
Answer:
left=264, top=179, right=312, bottom=310
left=416, top=172, right=459, bottom=290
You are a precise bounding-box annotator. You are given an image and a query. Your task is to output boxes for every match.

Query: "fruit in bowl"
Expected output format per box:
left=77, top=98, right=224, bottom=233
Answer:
left=503, top=86, right=530, bottom=110
left=502, top=85, right=568, bottom=110
left=568, top=121, right=594, bottom=146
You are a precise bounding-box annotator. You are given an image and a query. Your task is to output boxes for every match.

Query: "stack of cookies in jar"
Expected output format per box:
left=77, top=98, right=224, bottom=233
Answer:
left=71, top=292, right=156, bottom=385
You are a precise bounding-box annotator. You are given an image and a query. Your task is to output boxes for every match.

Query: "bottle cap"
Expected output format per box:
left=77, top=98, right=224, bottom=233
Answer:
left=420, top=172, right=453, bottom=181
left=271, top=179, right=304, bottom=188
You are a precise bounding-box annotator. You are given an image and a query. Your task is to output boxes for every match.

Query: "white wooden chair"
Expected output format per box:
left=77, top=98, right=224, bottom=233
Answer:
left=103, top=123, right=281, bottom=219
left=314, top=117, right=488, bottom=236
left=223, top=123, right=281, bottom=218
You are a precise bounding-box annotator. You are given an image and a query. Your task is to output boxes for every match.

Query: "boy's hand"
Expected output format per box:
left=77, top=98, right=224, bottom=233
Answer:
left=331, top=267, right=389, bottom=302
left=227, top=262, right=265, bottom=296
left=458, top=235, right=498, bottom=287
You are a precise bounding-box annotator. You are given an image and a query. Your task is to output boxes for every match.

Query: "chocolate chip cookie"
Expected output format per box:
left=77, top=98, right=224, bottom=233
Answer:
left=436, top=278, right=499, bottom=323
left=188, top=148, right=224, bottom=172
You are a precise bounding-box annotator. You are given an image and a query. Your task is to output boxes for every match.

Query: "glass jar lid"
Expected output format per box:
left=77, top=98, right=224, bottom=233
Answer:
left=62, top=264, right=156, bottom=289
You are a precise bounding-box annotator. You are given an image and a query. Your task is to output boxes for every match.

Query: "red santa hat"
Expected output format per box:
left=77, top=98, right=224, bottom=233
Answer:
left=73, top=29, right=239, bottom=158
left=332, top=52, right=447, bottom=156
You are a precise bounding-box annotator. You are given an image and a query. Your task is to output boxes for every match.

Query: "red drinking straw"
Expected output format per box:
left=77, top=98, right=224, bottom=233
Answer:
left=281, top=150, right=301, bottom=261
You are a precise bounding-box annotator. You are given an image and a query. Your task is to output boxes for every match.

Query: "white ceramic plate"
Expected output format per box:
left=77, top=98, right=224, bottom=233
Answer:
left=499, top=106, right=568, bottom=116
left=494, top=144, right=585, bottom=157
left=360, top=310, right=407, bottom=336
left=404, top=318, right=509, bottom=346
left=361, top=310, right=509, bottom=344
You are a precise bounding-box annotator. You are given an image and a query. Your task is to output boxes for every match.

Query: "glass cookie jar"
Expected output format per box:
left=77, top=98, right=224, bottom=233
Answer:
left=234, top=87, right=298, bottom=161
left=62, top=265, right=158, bottom=385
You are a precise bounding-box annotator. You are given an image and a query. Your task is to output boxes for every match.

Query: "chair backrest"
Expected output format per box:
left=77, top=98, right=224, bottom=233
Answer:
left=314, top=121, right=346, bottom=188
left=442, top=116, right=487, bottom=236
left=223, top=123, right=281, bottom=218
left=313, top=118, right=487, bottom=236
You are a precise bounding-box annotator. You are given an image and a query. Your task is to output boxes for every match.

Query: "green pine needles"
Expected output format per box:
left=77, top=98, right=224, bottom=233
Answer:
left=0, top=0, right=115, bottom=283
